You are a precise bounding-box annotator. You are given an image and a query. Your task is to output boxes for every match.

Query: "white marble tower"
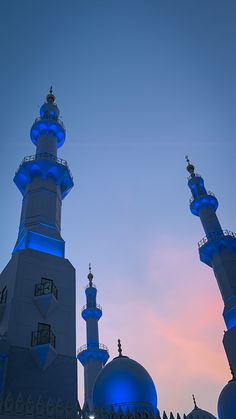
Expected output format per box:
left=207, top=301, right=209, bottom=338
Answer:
left=0, top=90, right=78, bottom=416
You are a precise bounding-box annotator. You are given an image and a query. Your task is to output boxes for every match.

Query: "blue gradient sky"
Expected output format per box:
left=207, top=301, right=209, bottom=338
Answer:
left=0, top=0, right=236, bottom=415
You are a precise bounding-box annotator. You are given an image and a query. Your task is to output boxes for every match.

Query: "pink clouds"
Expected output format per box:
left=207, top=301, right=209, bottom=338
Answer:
left=77, top=237, right=229, bottom=415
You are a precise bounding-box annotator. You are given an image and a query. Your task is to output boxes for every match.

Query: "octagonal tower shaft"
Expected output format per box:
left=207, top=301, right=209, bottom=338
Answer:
left=77, top=268, right=109, bottom=410
left=187, top=161, right=236, bottom=377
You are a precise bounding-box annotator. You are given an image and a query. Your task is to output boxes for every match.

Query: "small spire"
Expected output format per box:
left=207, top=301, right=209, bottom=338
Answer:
left=46, top=86, right=56, bottom=104
left=87, top=263, right=93, bottom=287
left=118, top=339, right=122, bottom=357
left=192, top=394, right=198, bottom=410
left=185, top=155, right=195, bottom=177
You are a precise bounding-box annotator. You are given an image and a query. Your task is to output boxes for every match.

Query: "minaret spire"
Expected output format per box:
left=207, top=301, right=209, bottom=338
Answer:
left=77, top=267, right=109, bottom=410
left=46, top=86, right=55, bottom=104
left=186, top=161, right=236, bottom=379
left=118, top=339, right=123, bottom=357
left=192, top=394, right=198, bottom=410
left=88, top=263, right=93, bottom=287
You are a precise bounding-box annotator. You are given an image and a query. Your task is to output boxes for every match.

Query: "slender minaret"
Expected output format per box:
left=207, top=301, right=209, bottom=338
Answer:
left=77, top=265, right=109, bottom=409
left=0, top=90, right=77, bottom=410
left=186, top=157, right=236, bottom=377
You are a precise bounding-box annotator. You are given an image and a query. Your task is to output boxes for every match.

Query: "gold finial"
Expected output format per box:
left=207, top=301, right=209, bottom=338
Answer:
left=192, top=394, right=198, bottom=409
left=87, top=263, right=93, bottom=286
left=185, top=155, right=190, bottom=165
left=46, top=86, right=56, bottom=104
left=118, top=339, right=122, bottom=357
left=185, top=155, right=195, bottom=177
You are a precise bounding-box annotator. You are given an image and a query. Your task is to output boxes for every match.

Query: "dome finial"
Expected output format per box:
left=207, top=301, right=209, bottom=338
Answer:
left=87, top=263, right=93, bottom=287
left=46, top=86, right=56, bottom=104
left=192, top=394, right=198, bottom=410
left=118, top=339, right=123, bottom=357
left=185, top=155, right=195, bottom=177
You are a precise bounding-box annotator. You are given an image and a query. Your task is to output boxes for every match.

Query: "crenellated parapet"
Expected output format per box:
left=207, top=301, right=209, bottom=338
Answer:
left=79, top=405, right=188, bottom=419
left=0, top=392, right=79, bottom=418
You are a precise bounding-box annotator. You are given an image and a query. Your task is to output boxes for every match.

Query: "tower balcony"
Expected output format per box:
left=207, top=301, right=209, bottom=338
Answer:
left=14, top=152, right=73, bottom=198
left=34, top=278, right=59, bottom=318
left=30, top=117, right=66, bottom=148
left=198, top=229, right=236, bottom=267
left=77, top=343, right=109, bottom=365
left=189, top=191, right=218, bottom=216
left=31, top=327, right=56, bottom=348
left=30, top=323, right=57, bottom=370
left=82, top=304, right=102, bottom=320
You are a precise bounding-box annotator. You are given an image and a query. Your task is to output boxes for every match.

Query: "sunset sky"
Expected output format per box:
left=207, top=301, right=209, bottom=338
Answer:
left=1, top=0, right=236, bottom=416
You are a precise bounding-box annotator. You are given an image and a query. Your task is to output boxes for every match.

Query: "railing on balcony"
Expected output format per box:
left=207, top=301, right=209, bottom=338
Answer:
left=189, top=191, right=215, bottom=204
left=198, top=229, right=236, bottom=248
left=16, top=152, right=73, bottom=179
left=78, top=343, right=108, bottom=354
left=31, top=327, right=56, bottom=348
left=187, top=173, right=201, bottom=180
left=0, top=287, right=7, bottom=304
left=35, top=278, right=58, bottom=299
left=85, top=283, right=97, bottom=290
left=81, top=303, right=102, bottom=313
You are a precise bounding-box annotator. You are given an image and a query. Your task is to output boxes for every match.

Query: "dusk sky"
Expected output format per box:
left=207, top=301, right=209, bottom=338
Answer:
left=0, top=0, right=236, bottom=416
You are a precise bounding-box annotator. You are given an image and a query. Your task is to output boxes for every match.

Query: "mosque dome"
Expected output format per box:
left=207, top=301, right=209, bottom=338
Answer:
left=186, top=396, right=216, bottom=419
left=92, top=353, right=158, bottom=414
left=217, top=379, right=236, bottom=419
left=186, top=408, right=216, bottom=418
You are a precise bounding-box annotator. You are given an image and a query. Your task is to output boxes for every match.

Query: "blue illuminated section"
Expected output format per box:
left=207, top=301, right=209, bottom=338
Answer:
left=199, top=234, right=236, bottom=267
left=30, top=119, right=65, bottom=148
left=14, top=158, right=73, bottom=198
left=224, top=306, right=236, bottom=330
left=82, top=306, right=102, bottom=320
left=93, top=356, right=158, bottom=414
left=190, top=195, right=218, bottom=216
left=78, top=345, right=109, bottom=365
left=13, top=231, right=65, bottom=258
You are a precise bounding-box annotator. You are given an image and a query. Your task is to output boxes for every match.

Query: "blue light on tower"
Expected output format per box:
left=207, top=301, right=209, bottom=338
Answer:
left=186, top=157, right=236, bottom=419
left=13, top=88, right=73, bottom=258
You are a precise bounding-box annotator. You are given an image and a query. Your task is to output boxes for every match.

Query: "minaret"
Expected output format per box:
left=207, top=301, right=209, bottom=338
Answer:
left=0, top=90, right=77, bottom=411
left=13, top=87, right=73, bottom=257
left=186, top=157, right=236, bottom=378
left=77, top=265, right=109, bottom=409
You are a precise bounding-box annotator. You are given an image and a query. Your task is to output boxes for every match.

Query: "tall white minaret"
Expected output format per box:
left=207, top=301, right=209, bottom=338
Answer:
left=0, top=90, right=78, bottom=414
left=77, top=265, right=109, bottom=410
left=186, top=157, right=236, bottom=377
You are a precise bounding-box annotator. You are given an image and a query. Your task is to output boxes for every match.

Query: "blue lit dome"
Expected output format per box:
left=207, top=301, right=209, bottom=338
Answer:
left=92, top=355, right=158, bottom=414
left=218, top=379, right=236, bottom=419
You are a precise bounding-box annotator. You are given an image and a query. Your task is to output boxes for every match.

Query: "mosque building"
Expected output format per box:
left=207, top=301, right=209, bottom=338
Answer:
left=0, top=92, right=234, bottom=418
